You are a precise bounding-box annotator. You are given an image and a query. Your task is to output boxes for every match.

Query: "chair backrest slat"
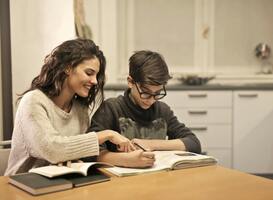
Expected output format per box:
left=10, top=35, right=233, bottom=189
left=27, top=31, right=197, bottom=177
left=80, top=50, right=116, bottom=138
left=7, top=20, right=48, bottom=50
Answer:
left=0, top=140, right=11, bottom=175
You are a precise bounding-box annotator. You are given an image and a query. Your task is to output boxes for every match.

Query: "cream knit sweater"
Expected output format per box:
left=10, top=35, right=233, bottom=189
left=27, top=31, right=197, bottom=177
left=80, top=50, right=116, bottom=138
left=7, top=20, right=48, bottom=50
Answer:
left=5, top=89, right=99, bottom=175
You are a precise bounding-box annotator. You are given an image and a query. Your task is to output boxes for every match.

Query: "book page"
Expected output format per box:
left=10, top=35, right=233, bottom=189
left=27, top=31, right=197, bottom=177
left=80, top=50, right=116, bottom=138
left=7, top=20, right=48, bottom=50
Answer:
left=29, top=166, right=81, bottom=178
left=69, top=162, right=109, bottom=176
left=29, top=162, right=112, bottom=178
left=105, top=152, right=177, bottom=177
left=105, top=162, right=169, bottom=177
left=153, top=151, right=217, bottom=170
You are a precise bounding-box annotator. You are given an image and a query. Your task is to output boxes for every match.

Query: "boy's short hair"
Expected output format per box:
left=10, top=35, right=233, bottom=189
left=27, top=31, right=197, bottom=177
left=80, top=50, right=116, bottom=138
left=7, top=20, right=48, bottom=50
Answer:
left=129, top=50, right=172, bottom=85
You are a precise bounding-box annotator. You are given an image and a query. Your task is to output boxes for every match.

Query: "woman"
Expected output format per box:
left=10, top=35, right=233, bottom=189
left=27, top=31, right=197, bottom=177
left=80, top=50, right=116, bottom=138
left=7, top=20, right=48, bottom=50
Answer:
left=5, top=38, right=134, bottom=175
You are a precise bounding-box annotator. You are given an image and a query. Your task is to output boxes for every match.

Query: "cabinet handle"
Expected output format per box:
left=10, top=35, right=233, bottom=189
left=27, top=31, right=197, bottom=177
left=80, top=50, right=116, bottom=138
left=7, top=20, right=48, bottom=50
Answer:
left=238, top=94, right=258, bottom=98
left=188, top=94, right=207, bottom=98
left=188, top=110, right=207, bottom=115
left=188, top=126, right=208, bottom=131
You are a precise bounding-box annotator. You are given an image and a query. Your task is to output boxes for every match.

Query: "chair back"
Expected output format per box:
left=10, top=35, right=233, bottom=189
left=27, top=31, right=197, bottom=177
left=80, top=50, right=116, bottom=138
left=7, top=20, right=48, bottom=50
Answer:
left=0, top=140, right=11, bottom=175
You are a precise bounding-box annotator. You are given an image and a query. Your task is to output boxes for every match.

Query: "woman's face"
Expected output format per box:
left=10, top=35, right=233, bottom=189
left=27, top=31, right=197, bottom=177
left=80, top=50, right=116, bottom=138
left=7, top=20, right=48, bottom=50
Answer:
left=66, top=57, right=100, bottom=98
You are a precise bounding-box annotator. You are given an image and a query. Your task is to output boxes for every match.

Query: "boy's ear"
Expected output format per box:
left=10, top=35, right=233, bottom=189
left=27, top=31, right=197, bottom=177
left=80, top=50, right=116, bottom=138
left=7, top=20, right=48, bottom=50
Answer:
left=127, top=76, right=134, bottom=88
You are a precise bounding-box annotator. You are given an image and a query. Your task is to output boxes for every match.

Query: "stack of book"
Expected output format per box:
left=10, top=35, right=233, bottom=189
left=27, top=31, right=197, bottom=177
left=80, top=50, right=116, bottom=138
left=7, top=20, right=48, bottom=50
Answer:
left=9, top=162, right=111, bottom=195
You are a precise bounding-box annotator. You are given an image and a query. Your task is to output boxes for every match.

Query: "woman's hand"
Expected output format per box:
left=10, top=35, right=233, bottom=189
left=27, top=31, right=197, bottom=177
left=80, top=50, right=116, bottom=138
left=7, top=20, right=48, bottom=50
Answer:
left=57, top=160, right=83, bottom=167
left=96, top=130, right=135, bottom=152
left=110, top=131, right=136, bottom=152
left=131, top=138, right=153, bottom=151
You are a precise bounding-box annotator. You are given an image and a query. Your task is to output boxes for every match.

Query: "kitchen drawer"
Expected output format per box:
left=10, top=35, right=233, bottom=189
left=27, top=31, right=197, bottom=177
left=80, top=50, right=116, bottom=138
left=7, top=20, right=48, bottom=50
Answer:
left=203, top=148, right=232, bottom=168
left=188, top=124, right=232, bottom=148
left=163, top=91, right=232, bottom=108
left=174, top=108, right=232, bottom=124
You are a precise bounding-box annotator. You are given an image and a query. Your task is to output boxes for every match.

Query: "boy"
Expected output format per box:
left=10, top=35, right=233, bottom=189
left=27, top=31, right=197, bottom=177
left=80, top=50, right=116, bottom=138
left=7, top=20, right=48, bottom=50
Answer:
left=89, top=50, right=201, bottom=168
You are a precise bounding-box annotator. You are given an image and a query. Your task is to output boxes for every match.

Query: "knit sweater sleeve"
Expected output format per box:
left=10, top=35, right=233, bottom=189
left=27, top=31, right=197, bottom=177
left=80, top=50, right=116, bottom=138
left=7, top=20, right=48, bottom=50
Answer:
left=161, top=102, right=202, bottom=153
left=15, top=91, right=99, bottom=164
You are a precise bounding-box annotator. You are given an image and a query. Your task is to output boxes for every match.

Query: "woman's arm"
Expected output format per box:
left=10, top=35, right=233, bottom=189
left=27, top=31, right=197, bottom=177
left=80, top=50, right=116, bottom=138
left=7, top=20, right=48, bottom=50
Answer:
left=17, top=93, right=100, bottom=164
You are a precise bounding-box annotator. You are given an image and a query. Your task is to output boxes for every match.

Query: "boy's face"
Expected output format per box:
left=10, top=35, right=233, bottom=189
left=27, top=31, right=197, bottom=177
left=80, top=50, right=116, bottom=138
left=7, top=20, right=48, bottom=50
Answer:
left=128, top=77, right=166, bottom=110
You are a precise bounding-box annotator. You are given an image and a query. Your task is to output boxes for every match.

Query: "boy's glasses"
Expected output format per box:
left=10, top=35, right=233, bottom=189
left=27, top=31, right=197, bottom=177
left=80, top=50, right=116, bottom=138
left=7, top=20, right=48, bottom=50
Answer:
left=134, top=83, right=166, bottom=100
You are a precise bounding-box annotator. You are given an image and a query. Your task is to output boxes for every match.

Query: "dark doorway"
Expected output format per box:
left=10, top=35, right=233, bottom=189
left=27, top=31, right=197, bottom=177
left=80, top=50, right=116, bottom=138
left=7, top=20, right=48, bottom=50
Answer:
left=0, top=0, right=13, bottom=140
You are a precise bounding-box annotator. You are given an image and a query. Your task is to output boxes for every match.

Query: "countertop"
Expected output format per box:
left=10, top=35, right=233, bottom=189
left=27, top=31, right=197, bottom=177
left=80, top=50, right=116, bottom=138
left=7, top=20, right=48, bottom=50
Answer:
left=104, top=83, right=273, bottom=91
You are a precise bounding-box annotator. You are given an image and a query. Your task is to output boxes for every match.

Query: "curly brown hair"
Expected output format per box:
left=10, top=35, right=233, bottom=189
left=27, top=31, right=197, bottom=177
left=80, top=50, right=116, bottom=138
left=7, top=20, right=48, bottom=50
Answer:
left=18, top=38, right=106, bottom=110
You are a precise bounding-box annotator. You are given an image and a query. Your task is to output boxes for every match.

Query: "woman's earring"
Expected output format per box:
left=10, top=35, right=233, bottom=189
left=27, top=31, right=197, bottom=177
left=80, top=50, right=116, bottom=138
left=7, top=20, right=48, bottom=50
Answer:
left=65, top=69, right=70, bottom=75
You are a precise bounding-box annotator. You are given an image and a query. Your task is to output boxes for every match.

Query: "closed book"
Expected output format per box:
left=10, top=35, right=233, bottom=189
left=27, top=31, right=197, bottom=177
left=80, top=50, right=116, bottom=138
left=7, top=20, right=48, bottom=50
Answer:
left=64, top=169, right=110, bottom=187
left=8, top=173, right=72, bottom=195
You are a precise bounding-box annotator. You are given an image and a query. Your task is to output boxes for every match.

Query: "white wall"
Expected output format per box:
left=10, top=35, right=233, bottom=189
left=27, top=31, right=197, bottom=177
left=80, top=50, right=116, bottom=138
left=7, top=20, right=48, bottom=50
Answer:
left=85, top=0, right=120, bottom=84
left=10, top=0, right=76, bottom=114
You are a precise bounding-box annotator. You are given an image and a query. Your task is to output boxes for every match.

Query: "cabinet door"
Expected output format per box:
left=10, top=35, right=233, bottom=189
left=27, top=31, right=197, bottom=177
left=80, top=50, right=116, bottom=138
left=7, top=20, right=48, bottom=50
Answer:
left=213, top=0, right=273, bottom=74
left=233, top=91, right=273, bottom=173
left=188, top=124, right=232, bottom=149
left=203, top=148, right=232, bottom=168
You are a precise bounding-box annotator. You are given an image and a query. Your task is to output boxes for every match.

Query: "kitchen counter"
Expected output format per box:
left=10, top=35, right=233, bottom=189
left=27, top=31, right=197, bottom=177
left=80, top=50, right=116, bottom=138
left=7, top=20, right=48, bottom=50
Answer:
left=104, top=83, right=273, bottom=91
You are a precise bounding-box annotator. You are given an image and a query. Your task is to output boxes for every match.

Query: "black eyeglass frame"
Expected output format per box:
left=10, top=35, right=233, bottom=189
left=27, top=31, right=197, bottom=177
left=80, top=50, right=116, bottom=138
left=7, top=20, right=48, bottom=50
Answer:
left=134, top=82, right=167, bottom=100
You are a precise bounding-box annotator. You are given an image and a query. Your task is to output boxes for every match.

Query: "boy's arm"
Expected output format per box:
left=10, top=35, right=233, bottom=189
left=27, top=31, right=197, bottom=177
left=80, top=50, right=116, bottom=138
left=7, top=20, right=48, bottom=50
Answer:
left=131, top=138, right=186, bottom=151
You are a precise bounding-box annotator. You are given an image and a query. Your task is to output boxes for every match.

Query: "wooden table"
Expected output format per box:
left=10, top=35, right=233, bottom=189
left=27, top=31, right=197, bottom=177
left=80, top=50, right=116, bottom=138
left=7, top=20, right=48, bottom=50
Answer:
left=1, top=166, right=273, bottom=200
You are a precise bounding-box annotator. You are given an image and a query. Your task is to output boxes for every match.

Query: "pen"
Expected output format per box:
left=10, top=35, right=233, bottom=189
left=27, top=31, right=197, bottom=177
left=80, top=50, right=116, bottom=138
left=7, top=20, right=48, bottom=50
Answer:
left=133, top=143, right=147, bottom=151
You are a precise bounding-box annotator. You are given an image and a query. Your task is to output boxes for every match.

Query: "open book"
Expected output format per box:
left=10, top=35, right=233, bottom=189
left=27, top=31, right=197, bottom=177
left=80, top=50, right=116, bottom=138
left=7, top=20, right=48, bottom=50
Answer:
left=29, top=162, right=112, bottom=178
left=104, top=151, right=217, bottom=177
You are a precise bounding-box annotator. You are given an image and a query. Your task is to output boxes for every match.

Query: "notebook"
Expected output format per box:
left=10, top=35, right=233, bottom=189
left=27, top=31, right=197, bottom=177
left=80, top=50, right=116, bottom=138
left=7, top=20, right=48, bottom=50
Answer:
left=105, top=151, right=217, bottom=177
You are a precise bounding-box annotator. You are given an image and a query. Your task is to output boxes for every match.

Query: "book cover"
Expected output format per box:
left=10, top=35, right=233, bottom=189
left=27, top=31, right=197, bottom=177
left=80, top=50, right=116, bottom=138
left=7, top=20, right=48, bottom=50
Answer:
left=29, top=162, right=112, bottom=178
left=105, top=151, right=217, bottom=177
left=8, top=173, right=72, bottom=195
left=64, top=169, right=110, bottom=187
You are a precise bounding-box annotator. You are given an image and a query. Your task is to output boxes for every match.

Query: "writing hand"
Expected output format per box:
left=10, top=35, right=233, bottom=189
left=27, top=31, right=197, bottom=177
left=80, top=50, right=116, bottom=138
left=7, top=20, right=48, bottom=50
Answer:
left=123, top=150, right=155, bottom=168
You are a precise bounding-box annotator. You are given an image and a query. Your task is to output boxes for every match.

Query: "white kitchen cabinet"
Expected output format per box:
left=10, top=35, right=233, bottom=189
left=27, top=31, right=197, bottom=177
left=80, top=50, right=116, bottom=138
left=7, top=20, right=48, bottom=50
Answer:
left=213, top=0, right=273, bottom=75
left=163, top=90, right=233, bottom=168
left=117, top=0, right=199, bottom=75
left=233, top=91, right=273, bottom=173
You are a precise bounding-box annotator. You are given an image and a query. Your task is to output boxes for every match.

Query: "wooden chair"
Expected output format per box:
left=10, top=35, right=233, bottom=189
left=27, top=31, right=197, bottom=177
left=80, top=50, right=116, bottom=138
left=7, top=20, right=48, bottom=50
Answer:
left=0, top=140, right=11, bottom=175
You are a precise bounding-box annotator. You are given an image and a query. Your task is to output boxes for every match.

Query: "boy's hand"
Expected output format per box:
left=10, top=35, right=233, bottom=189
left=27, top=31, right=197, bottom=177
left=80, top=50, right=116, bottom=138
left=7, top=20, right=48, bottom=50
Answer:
left=123, top=150, right=155, bottom=168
